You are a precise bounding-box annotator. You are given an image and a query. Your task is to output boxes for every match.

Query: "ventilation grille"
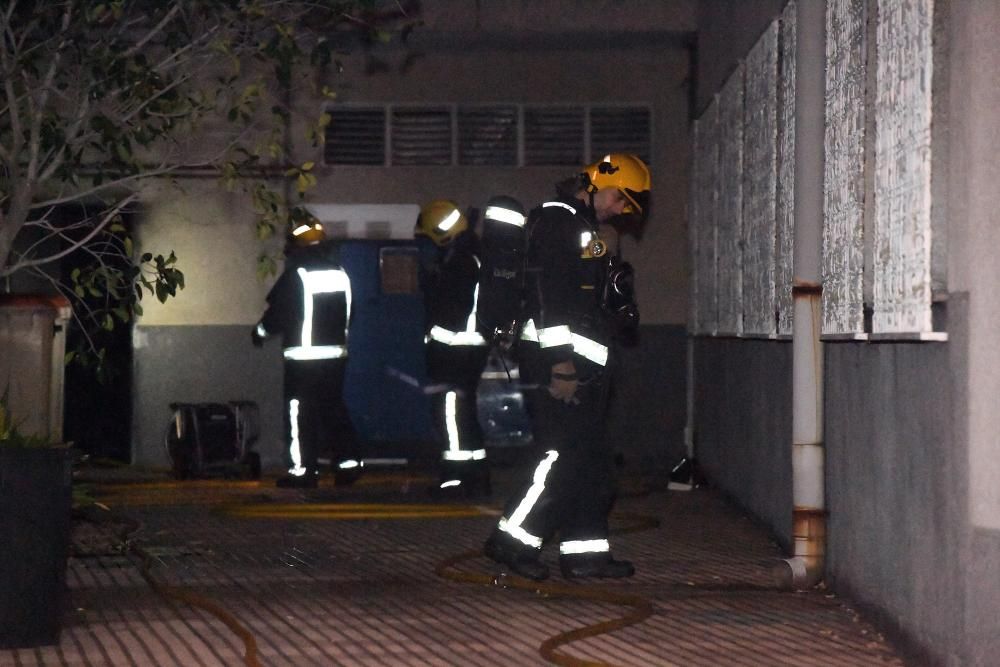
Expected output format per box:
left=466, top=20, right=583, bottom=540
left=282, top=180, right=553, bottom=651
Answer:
left=591, top=107, right=652, bottom=164
left=391, top=107, right=452, bottom=165
left=322, top=104, right=652, bottom=168
left=523, top=107, right=585, bottom=166
left=458, top=106, right=518, bottom=166
left=324, top=108, right=385, bottom=165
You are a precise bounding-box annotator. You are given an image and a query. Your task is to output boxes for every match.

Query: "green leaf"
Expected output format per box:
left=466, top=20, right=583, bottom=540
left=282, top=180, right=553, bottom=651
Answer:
left=124, top=237, right=133, bottom=257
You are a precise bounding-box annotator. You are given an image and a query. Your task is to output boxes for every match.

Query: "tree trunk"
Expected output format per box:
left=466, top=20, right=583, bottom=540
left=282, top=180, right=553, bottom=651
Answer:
left=0, top=187, right=33, bottom=278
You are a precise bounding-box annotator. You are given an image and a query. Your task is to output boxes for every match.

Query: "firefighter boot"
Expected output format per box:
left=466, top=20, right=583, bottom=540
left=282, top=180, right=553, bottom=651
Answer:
left=559, top=553, right=635, bottom=580
left=484, top=530, right=549, bottom=581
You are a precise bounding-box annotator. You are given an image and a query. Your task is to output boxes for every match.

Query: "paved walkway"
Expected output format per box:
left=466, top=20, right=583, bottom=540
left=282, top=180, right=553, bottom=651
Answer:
left=1, top=463, right=911, bottom=666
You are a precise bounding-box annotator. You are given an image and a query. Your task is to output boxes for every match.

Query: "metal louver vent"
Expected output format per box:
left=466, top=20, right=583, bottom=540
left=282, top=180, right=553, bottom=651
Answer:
left=591, top=107, right=652, bottom=164
left=324, top=108, right=386, bottom=165
left=458, top=106, right=518, bottom=166
left=391, top=107, right=452, bottom=165
left=524, top=107, right=584, bottom=166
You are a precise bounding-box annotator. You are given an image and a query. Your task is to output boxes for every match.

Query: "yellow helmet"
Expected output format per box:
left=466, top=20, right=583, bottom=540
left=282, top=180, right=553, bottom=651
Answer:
left=582, top=153, right=651, bottom=217
left=416, top=199, right=468, bottom=246
left=289, top=208, right=326, bottom=246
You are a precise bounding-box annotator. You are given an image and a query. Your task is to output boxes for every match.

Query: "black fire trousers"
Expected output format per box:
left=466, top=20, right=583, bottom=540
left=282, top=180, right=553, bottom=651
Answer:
left=503, top=350, right=616, bottom=548
left=426, top=342, right=489, bottom=461
left=283, top=357, right=359, bottom=472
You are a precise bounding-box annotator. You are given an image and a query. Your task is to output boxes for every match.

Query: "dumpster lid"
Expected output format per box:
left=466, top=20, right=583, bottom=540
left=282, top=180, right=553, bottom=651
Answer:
left=0, top=294, right=72, bottom=321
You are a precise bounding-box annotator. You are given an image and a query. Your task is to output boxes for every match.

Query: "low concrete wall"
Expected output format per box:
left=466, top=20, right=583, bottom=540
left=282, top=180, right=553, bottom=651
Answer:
left=692, top=338, right=793, bottom=548
left=824, top=302, right=965, bottom=664
left=606, top=324, right=688, bottom=474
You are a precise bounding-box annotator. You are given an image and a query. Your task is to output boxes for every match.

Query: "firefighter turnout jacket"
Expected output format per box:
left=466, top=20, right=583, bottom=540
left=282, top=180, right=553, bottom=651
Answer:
left=520, top=197, right=612, bottom=375
left=256, top=244, right=351, bottom=360
left=423, top=229, right=486, bottom=351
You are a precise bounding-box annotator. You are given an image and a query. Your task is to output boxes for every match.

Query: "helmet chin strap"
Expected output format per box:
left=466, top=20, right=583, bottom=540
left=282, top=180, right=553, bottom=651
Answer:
left=581, top=175, right=598, bottom=218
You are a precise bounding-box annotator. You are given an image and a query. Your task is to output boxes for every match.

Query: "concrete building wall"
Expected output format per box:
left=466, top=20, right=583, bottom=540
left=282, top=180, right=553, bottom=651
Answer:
left=948, top=4, right=1000, bottom=664
left=131, top=2, right=696, bottom=471
left=693, top=338, right=793, bottom=547
left=694, top=1, right=1000, bottom=664
left=132, top=182, right=286, bottom=467
left=688, top=0, right=797, bottom=545
left=824, top=320, right=967, bottom=665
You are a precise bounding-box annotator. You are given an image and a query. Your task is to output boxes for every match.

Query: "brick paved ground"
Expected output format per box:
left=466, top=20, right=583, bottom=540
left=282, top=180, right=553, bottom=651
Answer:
left=0, top=464, right=911, bottom=667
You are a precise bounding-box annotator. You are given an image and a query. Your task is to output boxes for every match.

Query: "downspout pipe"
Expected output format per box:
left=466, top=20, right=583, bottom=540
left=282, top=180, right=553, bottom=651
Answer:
left=774, top=0, right=827, bottom=590
left=777, top=281, right=825, bottom=588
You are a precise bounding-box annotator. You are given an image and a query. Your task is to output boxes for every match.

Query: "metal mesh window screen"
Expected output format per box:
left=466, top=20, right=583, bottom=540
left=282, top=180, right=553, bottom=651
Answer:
left=457, top=106, right=518, bottom=166
left=391, top=107, right=453, bottom=166
left=324, top=107, right=386, bottom=165
left=741, top=22, right=779, bottom=337
left=872, top=0, right=934, bottom=334
left=691, top=100, right=720, bottom=336
left=775, top=0, right=797, bottom=336
left=716, top=64, right=745, bottom=336
left=822, top=0, right=867, bottom=335
left=524, top=107, right=585, bottom=165
left=590, top=107, right=652, bottom=164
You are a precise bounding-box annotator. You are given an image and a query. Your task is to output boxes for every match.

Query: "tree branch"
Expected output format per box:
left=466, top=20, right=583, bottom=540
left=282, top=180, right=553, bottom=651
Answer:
left=26, top=1, right=75, bottom=184
left=0, top=9, right=24, bottom=163
left=2, top=193, right=137, bottom=275
left=122, top=4, right=182, bottom=59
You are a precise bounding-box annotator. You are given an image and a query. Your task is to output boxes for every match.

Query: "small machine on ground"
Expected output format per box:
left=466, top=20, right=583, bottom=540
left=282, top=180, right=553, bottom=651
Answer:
left=164, top=401, right=261, bottom=480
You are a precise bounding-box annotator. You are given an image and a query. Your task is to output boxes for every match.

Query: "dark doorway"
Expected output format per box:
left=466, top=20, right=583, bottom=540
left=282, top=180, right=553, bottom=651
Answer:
left=55, top=204, right=134, bottom=463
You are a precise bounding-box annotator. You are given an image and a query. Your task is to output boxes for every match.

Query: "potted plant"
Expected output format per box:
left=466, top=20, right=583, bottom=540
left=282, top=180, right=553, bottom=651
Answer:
left=0, top=389, right=73, bottom=649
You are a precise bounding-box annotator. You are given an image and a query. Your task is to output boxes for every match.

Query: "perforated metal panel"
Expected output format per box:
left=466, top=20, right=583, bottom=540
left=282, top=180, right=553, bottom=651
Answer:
left=822, top=0, right=867, bottom=335
left=457, top=106, right=518, bottom=166
left=742, top=22, right=780, bottom=336
left=690, top=100, right=720, bottom=336
left=873, top=0, right=934, bottom=333
left=716, top=64, right=745, bottom=336
left=688, top=119, right=701, bottom=334
left=776, top=0, right=797, bottom=337
left=390, top=107, right=452, bottom=166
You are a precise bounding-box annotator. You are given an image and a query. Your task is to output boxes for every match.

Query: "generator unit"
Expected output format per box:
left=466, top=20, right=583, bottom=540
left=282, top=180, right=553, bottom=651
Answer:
left=164, top=401, right=261, bottom=480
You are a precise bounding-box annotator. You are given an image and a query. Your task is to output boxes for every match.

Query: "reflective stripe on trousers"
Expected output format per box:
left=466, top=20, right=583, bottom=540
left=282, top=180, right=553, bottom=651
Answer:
left=497, top=449, right=559, bottom=549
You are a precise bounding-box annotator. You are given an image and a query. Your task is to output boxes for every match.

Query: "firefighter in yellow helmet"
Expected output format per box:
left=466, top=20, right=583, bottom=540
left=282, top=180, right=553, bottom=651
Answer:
left=252, top=208, right=360, bottom=488
left=415, top=199, right=492, bottom=497
left=484, top=153, right=651, bottom=580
